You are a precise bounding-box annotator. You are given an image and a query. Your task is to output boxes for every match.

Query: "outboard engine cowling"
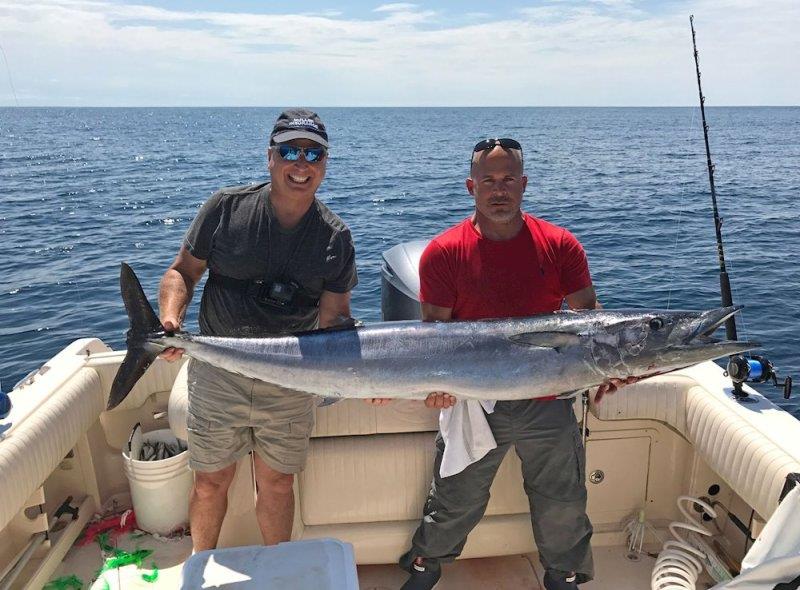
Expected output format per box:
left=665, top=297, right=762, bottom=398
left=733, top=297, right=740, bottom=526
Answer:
left=380, top=240, right=428, bottom=321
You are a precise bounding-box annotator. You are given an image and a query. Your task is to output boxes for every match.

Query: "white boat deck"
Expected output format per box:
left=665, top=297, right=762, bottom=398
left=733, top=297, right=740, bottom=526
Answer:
left=52, top=533, right=688, bottom=589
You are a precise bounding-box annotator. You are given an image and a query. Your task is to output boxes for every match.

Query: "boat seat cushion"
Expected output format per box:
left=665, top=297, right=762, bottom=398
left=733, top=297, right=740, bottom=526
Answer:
left=298, top=432, right=530, bottom=526
left=313, top=399, right=439, bottom=437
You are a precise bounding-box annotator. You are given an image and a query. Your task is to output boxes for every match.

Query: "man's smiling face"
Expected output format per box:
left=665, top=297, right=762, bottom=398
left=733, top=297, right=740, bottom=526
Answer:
left=268, top=138, right=327, bottom=199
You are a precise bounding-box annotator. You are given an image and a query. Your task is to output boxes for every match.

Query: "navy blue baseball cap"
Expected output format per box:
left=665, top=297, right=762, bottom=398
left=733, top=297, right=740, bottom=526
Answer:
left=270, top=108, right=329, bottom=148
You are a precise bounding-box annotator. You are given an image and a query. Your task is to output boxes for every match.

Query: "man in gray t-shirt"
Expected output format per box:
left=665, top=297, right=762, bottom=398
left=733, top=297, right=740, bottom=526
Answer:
left=158, top=109, right=357, bottom=552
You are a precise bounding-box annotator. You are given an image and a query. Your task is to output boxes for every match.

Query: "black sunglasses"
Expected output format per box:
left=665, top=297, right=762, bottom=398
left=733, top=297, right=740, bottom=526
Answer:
left=473, top=138, right=522, bottom=153
left=471, top=138, right=523, bottom=168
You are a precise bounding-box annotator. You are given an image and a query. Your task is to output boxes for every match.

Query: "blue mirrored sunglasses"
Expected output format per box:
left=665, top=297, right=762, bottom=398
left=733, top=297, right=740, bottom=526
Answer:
left=274, top=144, right=327, bottom=163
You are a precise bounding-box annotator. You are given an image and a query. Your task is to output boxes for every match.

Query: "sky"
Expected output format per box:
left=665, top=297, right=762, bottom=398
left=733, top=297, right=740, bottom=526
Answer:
left=0, top=0, right=797, bottom=106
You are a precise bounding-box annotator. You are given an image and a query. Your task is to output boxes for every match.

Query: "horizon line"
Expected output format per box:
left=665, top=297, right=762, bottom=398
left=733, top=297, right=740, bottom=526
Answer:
left=1, top=104, right=798, bottom=109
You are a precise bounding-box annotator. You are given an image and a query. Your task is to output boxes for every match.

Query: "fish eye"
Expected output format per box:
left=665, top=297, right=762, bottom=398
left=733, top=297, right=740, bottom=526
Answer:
left=649, top=317, right=665, bottom=331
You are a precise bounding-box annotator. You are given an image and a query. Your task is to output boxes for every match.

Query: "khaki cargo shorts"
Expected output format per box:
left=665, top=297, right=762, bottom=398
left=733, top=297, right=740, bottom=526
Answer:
left=186, top=359, right=315, bottom=473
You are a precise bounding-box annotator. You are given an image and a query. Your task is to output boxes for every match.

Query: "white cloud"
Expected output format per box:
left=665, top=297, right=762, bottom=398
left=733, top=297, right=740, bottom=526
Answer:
left=374, top=3, right=418, bottom=12
left=464, top=12, right=492, bottom=19
left=588, top=0, right=633, bottom=6
left=0, top=0, right=796, bottom=106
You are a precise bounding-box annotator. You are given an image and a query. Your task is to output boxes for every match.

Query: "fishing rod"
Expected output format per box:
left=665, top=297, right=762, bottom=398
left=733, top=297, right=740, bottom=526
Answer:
left=689, top=16, right=792, bottom=402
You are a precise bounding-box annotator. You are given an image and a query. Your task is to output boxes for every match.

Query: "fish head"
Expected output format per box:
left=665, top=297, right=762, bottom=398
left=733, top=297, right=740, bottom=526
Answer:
left=591, top=306, right=759, bottom=379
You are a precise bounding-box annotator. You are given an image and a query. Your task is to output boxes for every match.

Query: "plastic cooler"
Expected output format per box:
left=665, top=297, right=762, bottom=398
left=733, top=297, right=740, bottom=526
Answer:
left=180, top=538, right=359, bottom=589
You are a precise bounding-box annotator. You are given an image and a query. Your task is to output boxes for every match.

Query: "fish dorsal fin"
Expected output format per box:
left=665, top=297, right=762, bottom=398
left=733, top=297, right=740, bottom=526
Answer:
left=508, top=331, right=583, bottom=351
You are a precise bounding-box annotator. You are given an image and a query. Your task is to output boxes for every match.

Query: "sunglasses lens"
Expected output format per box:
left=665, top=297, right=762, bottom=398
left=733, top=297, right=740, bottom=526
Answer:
left=473, top=139, right=493, bottom=152
left=498, top=138, right=521, bottom=150
left=304, top=147, right=325, bottom=162
left=276, top=144, right=326, bottom=162
left=278, top=145, right=301, bottom=161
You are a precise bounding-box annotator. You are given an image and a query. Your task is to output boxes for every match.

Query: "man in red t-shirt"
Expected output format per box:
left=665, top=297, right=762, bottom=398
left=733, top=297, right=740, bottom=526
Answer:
left=394, top=138, right=631, bottom=590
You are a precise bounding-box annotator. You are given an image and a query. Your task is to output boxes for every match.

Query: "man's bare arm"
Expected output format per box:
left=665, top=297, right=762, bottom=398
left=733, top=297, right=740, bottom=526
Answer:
left=318, top=290, right=352, bottom=329
left=421, top=302, right=453, bottom=322
left=564, top=285, right=600, bottom=311
left=158, top=246, right=207, bottom=361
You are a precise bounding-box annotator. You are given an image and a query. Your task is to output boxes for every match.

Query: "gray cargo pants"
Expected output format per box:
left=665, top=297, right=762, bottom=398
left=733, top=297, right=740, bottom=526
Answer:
left=400, top=399, right=594, bottom=583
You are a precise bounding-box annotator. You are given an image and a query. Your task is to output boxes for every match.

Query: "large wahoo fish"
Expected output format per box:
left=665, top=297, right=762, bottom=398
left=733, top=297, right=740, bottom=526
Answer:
left=108, top=263, right=759, bottom=410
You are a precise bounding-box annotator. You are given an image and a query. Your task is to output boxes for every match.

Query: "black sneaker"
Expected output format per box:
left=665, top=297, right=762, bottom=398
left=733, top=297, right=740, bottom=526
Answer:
left=543, top=570, right=578, bottom=590
left=399, top=561, right=441, bottom=590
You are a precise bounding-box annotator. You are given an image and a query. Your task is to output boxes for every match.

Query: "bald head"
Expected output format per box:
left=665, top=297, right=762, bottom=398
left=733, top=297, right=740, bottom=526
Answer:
left=470, top=145, right=524, bottom=176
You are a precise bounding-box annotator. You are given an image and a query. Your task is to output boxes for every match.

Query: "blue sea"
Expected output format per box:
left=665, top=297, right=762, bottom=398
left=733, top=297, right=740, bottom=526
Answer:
left=1, top=107, right=798, bottom=417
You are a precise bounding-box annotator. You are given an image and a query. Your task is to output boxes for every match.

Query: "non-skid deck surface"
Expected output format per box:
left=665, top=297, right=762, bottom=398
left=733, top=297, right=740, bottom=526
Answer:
left=360, top=554, right=542, bottom=590
left=50, top=533, right=192, bottom=589
left=360, top=547, right=664, bottom=590
left=54, top=540, right=663, bottom=589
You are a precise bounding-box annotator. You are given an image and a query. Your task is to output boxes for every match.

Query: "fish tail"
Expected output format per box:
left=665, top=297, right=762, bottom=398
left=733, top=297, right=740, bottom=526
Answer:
left=107, top=263, right=165, bottom=410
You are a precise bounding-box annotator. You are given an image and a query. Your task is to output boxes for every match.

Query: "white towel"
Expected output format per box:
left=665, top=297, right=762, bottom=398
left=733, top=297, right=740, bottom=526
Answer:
left=710, top=485, right=800, bottom=589
left=438, top=399, right=497, bottom=478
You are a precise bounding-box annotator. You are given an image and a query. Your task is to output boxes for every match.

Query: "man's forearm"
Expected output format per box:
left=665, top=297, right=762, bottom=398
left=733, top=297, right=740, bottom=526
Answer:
left=564, top=284, right=600, bottom=311
left=159, top=268, right=195, bottom=325
left=317, top=290, right=352, bottom=329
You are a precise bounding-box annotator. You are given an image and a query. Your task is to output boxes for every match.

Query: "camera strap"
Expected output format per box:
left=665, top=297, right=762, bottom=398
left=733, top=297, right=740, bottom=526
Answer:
left=206, top=202, right=321, bottom=309
left=208, top=273, right=320, bottom=309
left=264, top=200, right=314, bottom=283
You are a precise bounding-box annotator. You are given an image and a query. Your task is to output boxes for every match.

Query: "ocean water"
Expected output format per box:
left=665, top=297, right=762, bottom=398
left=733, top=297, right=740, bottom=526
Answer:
left=1, top=107, right=798, bottom=416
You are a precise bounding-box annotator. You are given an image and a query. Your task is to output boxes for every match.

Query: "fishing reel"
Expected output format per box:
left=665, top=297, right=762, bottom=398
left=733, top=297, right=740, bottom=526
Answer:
left=726, top=354, right=792, bottom=400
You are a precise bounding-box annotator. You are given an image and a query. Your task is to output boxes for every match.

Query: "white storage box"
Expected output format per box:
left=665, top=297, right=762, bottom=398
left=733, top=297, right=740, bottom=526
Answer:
left=180, top=538, right=359, bottom=589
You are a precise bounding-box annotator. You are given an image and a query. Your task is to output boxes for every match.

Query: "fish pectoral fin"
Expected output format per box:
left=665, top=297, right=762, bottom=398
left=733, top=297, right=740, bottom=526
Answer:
left=316, top=396, right=341, bottom=407
left=555, top=389, right=585, bottom=400
left=508, top=331, right=583, bottom=352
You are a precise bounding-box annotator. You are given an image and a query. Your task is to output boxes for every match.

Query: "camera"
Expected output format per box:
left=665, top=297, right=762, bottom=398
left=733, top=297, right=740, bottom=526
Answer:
left=253, top=279, right=300, bottom=310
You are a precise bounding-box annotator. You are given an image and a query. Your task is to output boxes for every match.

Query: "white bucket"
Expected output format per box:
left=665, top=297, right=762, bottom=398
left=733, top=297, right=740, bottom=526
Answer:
left=122, top=427, right=193, bottom=535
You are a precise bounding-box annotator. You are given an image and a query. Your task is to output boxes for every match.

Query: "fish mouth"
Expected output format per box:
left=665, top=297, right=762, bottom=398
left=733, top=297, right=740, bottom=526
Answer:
left=686, top=305, right=741, bottom=343
left=670, top=305, right=760, bottom=359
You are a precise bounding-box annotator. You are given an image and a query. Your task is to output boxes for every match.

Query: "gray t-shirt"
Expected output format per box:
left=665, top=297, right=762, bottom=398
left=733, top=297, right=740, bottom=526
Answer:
left=184, top=182, right=358, bottom=337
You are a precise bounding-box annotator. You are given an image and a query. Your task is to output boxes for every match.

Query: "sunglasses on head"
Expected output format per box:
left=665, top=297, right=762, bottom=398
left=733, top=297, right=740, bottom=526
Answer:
left=472, top=137, right=522, bottom=154
left=273, top=143, right=327, bottom=163
left=471, top=138, right=523, bottom=169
